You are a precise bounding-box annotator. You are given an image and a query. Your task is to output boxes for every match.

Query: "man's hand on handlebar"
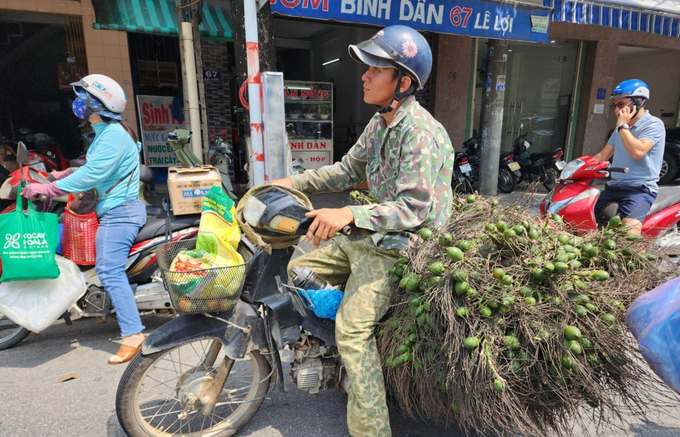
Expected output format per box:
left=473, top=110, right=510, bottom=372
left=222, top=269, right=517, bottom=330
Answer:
left=305, top=207, right=354, bottom=248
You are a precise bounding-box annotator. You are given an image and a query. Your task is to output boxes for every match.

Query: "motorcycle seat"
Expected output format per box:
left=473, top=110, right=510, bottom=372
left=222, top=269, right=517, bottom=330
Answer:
left=530, top=152, right=552, bottom=161
left=648, top=187, right=680, bottom=216
left=134, top=213, right=200, bottom=243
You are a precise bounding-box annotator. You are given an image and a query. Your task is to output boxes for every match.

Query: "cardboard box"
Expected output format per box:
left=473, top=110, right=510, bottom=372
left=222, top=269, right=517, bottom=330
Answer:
left=167, top=166, right=222, bottom=215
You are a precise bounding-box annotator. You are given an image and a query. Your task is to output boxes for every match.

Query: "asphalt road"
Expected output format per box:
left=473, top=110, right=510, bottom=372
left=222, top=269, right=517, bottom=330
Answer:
left=2, top=316, right=680, bottom=437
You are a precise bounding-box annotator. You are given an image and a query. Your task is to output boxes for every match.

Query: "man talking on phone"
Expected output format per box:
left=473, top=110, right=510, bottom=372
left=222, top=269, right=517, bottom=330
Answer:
left=592, top=79, right=665, bottom=236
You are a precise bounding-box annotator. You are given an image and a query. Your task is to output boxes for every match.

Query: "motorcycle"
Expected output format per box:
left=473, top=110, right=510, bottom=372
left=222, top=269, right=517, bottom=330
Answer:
left=16, top=128, right=68, bottom=172
left=453, top=137, right=520, bottom=193
left=512, top=133, right=565, bottom=191
left=541, top=156, right=680, bottom=238
left=0, top=142, right=202, bottom=351
left=208, top=135, right=238, bottom=200
left=168, top=129, right=238, bottom=200
left=116, top=186, right=350, bottom=437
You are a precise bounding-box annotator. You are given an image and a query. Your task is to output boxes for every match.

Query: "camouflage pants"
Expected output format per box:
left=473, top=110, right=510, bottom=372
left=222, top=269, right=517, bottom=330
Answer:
left=288, top=236, right=400, bottom=437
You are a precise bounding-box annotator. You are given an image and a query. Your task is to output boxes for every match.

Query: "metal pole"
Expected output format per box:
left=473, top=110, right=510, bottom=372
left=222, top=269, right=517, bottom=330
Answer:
left=180, top=21, right=203, bottom=162
left=192, top=13, right=210, bottom=164
left=244, top=0, right=265, bottom=185
left=479, top=39, right=508, bottom=196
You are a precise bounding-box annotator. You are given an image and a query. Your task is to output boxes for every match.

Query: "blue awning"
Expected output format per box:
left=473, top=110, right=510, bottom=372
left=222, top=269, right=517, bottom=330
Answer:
left=544, top=0, right=680, bottom=37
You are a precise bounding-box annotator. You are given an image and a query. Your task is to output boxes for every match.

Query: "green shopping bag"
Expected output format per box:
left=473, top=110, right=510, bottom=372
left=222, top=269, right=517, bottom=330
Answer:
left=0, top=187, right=60, bottom=281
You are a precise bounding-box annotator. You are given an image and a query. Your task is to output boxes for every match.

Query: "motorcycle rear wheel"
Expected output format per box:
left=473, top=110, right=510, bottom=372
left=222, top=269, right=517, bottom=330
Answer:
left=497, top=166, right=517, bottom=193
left=116, top=339, right=272, bottom=437
left=543, top=168, right=559, bottom=191
left=0, top=313, right=30, bottom=351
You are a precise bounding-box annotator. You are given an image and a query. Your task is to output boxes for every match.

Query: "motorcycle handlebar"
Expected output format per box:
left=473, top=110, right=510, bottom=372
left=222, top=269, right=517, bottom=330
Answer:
left=608, top=167, right=629, bottom=173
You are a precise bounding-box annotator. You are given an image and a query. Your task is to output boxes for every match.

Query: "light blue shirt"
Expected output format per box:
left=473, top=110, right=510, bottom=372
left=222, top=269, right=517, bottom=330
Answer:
left=57, top=122, right=141, bottom=216
left=607, top=111, right=665, bottom=193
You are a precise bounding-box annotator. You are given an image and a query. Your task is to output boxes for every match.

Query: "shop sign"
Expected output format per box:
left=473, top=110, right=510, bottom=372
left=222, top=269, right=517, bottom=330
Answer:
left=137, top=95, right=185, bottom=167
left=270, top=0, right=551, bottom=43
left=289, top=140, right=332, bottom=150
left=203, top=70, right=222, bottom=83
left=291, top=150, right=333, bottom=170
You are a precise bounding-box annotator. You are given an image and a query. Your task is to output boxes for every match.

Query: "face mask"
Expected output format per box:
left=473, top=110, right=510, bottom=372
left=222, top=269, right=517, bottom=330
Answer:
left=72, top=98, right=86, bottom=119
left=92, top=122, right=107, bottom=136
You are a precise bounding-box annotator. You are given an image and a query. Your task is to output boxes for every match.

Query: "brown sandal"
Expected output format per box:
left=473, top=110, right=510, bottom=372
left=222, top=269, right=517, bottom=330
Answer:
left=108, top=344, right=142, bottom=365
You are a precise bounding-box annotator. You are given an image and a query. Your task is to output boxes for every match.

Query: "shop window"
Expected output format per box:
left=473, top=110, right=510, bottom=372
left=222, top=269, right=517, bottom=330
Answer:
left=137, top=59, right=179, bottom=88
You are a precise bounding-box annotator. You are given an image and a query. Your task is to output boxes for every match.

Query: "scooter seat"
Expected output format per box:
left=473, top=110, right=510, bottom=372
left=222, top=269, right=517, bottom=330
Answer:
left=530, top=152, right=552, bottom=161
left=134, top=213, right=200, bottom=244
left=648, top=187, right=680, bottom=216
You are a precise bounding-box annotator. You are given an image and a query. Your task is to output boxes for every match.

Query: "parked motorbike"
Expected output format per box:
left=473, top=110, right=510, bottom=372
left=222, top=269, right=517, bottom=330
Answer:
left=208, top=135, right=238, bottom=200
left=116, top=186, right=349, bottom=437
left=17, top=128, right=68, bottom=172
left=168, top=129, right=238, bottom=200
left=0, top=142, right=201, bottom=351
left=541, top=156, right=680, bottom=238
left=512, top=133, right=565, bottom=191
left=453, top=137, right=520, bottom=193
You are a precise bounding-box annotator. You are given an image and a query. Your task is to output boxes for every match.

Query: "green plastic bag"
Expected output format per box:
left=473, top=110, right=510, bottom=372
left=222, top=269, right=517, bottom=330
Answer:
left=0, top=187, right=60, bottom=281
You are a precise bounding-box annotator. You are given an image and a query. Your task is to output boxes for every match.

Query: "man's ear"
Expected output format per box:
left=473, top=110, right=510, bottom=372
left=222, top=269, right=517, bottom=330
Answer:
left=400, top=75, right=413, bottom=93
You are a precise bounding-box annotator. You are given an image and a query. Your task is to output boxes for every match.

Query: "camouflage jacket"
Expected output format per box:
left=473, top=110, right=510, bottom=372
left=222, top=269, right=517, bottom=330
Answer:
left=290, top=96, right=454, bottom=250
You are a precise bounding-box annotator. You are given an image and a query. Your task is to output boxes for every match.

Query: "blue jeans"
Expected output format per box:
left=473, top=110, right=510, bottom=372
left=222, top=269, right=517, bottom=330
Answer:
left=95, top=199, right=147, bottom=337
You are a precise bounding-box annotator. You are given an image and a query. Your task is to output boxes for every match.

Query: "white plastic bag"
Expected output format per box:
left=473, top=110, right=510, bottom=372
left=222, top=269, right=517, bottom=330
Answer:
left=0, top=256, right=86, bottom=333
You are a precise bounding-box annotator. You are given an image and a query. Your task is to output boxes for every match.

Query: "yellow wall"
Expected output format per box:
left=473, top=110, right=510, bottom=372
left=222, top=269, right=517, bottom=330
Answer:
left=0, top=0, right=138, bottom=133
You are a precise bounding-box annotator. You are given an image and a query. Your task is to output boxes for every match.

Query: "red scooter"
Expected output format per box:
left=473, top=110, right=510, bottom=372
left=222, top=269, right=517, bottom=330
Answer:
left=541, top=156, right=680, bottom=237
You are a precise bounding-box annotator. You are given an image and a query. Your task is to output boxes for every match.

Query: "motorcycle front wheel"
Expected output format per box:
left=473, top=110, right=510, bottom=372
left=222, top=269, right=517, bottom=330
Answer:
left=0, top=313, right=30, bottom=351
left=497, top=166, right=517, bottom=193
left=116, top=338, right=272, bottom=437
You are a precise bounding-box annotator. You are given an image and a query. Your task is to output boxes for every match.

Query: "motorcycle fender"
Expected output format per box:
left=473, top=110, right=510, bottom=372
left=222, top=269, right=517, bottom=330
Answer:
left=141, top=300, right=267, bottom=360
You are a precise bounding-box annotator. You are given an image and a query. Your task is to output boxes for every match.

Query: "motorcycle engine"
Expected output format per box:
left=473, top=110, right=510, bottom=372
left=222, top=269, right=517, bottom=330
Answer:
left=290, top=334, right=344, bottom=394
left=82, top=286, right=111, bottom=317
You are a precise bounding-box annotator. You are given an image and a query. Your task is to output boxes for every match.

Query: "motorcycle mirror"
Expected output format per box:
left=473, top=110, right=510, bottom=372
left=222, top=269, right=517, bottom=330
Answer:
left=16, top=141, right=29, bottom=164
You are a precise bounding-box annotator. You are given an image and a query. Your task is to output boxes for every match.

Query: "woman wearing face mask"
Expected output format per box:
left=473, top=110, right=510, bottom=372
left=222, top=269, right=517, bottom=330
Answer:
left=22, top=74, right=147, bottom=365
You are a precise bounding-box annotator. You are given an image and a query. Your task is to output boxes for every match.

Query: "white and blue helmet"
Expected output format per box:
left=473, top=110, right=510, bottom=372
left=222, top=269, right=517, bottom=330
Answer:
left=611, top=79, right=650, bottom=101
left=71, top=74, right=127, bottom=121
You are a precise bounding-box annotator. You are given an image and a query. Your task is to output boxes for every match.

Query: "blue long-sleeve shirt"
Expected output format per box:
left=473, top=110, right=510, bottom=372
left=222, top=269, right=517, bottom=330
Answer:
left=57, top=121, right=140, bottom=216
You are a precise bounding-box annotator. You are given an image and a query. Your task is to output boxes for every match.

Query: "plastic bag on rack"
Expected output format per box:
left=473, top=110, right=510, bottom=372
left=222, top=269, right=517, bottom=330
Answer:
left=299, top=288, right=344, bottom=321
left=0, top=256, right=86, bottom=333
left=625, top=276, right=680, bottom=394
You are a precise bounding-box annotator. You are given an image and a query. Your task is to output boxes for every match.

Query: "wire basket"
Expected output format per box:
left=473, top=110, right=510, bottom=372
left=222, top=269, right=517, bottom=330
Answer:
left=157, top=238, right=253, bottom=314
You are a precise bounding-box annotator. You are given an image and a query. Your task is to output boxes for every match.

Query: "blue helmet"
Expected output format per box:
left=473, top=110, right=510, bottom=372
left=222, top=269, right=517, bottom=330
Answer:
left=611, top=79, right=650, bottom=101
left=349, top=25, right=432, bottom=90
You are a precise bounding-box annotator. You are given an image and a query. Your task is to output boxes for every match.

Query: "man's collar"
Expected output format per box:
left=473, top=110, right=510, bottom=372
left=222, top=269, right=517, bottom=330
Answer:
left=631, top=110, right=649, bottom=129
left=382, top=95, right=417, bottom=129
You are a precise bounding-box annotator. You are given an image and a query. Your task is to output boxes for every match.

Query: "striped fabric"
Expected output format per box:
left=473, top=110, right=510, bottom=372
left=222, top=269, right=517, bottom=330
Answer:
left=91, top=0, right=233, bottom=41
left=544, top=0, right=680, bottom=37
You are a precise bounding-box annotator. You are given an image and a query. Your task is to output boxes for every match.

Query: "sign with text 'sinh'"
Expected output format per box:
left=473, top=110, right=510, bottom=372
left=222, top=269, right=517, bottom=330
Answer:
left=137, top=95, right=185, bottom=167
left=270, top=0, right=551, bottom=43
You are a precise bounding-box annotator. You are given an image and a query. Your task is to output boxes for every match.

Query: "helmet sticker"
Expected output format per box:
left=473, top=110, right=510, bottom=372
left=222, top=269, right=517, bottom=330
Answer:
left=402, top=40, right=418, bottom=58
left=72, top=98, right=86, bottom=119
left=91, top=81, right=107, bottom=92
left=377, top=30, right=385, bottom=36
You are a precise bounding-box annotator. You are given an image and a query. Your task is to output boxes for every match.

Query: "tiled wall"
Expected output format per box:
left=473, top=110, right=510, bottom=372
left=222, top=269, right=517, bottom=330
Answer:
left=0, top=0, right=138, bottom=133
left=201, top=40, right=232, bottom=145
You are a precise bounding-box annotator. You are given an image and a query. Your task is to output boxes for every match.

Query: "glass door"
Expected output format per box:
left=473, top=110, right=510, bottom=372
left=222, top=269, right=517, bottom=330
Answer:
left=473, top=40, right=580, bottom=155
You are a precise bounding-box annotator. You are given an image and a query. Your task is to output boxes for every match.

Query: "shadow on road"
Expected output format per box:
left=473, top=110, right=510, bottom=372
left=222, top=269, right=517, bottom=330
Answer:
left=630, top=420, right=680, bottom=436
left=0, top=314, right=169, bottom=369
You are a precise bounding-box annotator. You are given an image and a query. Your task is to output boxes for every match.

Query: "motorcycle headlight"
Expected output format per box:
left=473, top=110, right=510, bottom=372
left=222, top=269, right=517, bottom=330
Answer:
left=559, top=159, right=585, bottom=180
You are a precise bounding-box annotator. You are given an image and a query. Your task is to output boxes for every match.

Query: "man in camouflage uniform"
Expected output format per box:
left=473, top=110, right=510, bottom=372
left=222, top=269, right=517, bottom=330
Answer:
left=271, top=25, right=454, bottom=437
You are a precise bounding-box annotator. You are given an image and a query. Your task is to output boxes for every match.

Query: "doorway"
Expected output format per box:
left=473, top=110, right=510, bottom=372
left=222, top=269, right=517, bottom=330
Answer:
left=473, top=39, right=580, bottom=155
